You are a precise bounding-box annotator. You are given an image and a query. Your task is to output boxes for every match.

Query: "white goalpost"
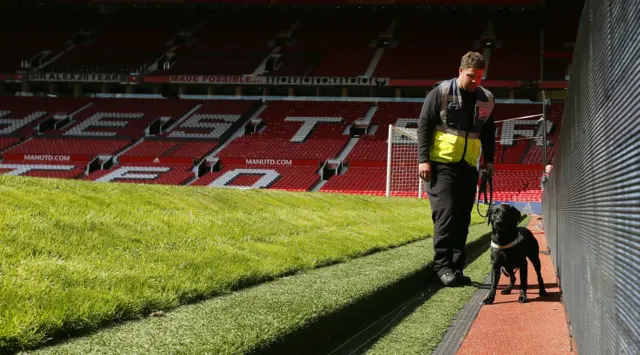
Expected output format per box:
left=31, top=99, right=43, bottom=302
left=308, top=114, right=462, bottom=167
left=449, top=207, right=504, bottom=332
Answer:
left=385, top=113, right=548, bottom=199
left=385, top=124, right=424, bottom=198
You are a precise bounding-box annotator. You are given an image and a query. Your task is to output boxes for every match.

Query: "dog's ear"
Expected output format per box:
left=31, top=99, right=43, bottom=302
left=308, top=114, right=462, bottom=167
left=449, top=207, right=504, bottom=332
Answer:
left=487, top=204, right=493, bottom=225
left=509, top=205, right=522, bottom=223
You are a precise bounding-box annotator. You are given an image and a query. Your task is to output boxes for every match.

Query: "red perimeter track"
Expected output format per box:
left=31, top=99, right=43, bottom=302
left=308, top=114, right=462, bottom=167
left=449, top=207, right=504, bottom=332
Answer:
left=457, top=216, right=576, bottom=355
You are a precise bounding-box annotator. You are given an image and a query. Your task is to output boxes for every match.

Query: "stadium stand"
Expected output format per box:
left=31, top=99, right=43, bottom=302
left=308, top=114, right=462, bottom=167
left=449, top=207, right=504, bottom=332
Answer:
left=52, top=98, right=196, bottom=137
left=320, top=166, right=387, bottom=196
left=270, top=15, right=389, bottom=77
left=486, top=15, right=541, bottom=81
left=0, top=96, right=88, bottom=138
left=119, top=99, right=259, bottom=162
left=492, top=169, right=544, bottom=202
left=541, top=2, right=579, bottom=80
left=122, top=139, right=218, bottom=162
left=84, top=164, right=195, bottom=185
left=217, top=101, right=369, bottom=162
left=373, top=16, right=487, bottom=79
left=0, top=137, right=21, bottom=152
left=522, top=103, right=563, bottom=164
left=0, top=3, right=577, bottom=204
left=0, top=11, right=101, bottom=72
left=0, top=163, right=86, bottom=179
left=161, top=13, right=292, bottom=75
left=191, top=165, right=321, bottom=192
left=5, top=137, right=131, bottom=156
left=0, top=95, right=555, bottom=201
left=46, top=12, right=199, bottom=74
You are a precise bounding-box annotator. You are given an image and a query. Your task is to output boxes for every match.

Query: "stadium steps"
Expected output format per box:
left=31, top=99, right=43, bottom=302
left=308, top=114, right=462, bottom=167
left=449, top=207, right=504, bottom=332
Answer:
left=51, top=101, right=94, bottom=133
left=38, top=23, right=108, bottom=71
left=115, top=137, right=147, bottom=162
left=520, top=140, right=533, bottom=163
left=204, top=103, right=268, bottom=160
left=164, top=103, right=203, bottom=133
left=0, top=137, right=33, bottom=157
left=365, top=48, right=386, bottom=77
left=310, top=179, right=327, bottom=192
left=361, top=104, right=378, bottom=124
left=336, top=137, right=360, bottom=161
left=27, top=223, right=493, bottom=355
left=365, top=19, right=398, bottom=77
left=483, top=47, right=492, bottom=78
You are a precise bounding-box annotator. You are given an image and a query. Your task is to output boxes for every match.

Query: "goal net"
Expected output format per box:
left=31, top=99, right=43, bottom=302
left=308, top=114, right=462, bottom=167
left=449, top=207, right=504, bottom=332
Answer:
left=385, top=124, right=425, bottom=198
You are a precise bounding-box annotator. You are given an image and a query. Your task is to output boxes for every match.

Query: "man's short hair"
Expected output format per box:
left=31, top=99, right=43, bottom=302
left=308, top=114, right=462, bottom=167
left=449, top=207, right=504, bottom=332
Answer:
left=460, top=51, right=486, bottom=70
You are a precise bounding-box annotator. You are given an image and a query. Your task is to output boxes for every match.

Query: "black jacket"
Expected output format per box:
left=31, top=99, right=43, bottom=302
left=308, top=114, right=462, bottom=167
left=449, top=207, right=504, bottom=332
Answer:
left=417, top=85, right=496, bottom=164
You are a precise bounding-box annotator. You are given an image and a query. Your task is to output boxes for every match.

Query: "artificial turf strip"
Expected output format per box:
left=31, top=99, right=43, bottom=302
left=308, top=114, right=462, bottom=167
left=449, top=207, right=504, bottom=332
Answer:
left=22, top=224, right=492, bottom=355
left=365, top=217, right=532, bottom=355
left=361, top=244, right=493, bottom=355
left=0, top=175, right=488, bottom=352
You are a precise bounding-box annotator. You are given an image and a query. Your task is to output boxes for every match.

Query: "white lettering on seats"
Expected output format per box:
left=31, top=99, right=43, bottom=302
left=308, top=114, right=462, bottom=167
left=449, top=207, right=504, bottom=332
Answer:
left=285, top=117, right=343, bottom=142
left=64, top=112, right=143, bottom=136
left=208, top=169, right=279, bottom=189
left=23, top=155, right=72, bottom=162
left=94, top=167, right=171, bottom=182
left=245, top=159, right=293, bottom=166
left=0, top=164, right=75, bottom=176
left=499, top=120, right=540, bottom=146
left=168, top=114, right=241, bottom=139
left=534, top=120, right=554, bottom=146
left=0, top=110, right=47, bottom=135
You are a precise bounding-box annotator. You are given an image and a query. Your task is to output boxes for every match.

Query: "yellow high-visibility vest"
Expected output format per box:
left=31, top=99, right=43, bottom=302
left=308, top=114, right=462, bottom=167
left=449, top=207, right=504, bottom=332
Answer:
left=429, top=78, right=494, bottom=166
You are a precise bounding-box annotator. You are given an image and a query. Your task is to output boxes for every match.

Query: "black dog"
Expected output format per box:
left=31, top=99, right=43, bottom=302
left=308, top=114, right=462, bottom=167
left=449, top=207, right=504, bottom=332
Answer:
left=482, top=204, right=548, bottom=304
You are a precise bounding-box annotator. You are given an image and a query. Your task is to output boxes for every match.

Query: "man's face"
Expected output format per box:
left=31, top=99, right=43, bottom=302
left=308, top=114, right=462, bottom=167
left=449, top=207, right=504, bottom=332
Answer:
left=458, top=67, right=485, bottom=92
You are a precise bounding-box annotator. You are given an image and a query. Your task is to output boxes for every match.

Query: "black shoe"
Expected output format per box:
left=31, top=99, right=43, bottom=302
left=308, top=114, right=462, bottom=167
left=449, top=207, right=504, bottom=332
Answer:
left=439, top=271, right=459, bottom=287
left=454, top=270, right=472, bottom=285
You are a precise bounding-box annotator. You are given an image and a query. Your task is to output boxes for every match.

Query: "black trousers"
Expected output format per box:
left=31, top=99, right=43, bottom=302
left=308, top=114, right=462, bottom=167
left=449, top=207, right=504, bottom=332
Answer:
left=426, top=161, right=479, bottom=276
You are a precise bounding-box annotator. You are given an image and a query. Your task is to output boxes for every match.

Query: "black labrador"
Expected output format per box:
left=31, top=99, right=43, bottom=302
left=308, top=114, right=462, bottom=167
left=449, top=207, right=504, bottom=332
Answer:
left=483, top=204, right=548, bottom=304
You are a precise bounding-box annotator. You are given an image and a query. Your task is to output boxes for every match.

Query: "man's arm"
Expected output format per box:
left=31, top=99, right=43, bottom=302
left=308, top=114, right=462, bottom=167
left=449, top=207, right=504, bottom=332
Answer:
left=540, top=175, right=548, bottom=189
left=480, top=113, right=495, bottom=164
left=417, top=87, right=441, bottom=163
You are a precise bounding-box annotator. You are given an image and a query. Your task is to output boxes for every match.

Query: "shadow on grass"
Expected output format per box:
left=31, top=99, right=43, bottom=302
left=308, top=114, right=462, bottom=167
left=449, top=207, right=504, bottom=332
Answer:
left=253, top=228, right=494, bottom=355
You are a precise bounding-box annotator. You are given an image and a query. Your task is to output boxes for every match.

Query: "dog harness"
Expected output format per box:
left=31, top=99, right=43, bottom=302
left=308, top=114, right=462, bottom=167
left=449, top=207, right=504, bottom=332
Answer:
left=491, top=234, right=523, bottom=250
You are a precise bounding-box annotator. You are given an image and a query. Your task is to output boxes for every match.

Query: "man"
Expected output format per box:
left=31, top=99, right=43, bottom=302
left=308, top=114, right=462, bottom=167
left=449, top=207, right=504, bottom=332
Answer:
left=417, top=51, right=496, bottom=287
left=540, top=164, right=553, bottom=191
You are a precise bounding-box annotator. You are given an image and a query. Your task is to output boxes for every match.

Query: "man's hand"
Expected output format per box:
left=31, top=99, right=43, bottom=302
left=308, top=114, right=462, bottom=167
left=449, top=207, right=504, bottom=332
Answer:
left=419, top=162, right=431, bottom=181
left=485, top=162, right=495, bottom=176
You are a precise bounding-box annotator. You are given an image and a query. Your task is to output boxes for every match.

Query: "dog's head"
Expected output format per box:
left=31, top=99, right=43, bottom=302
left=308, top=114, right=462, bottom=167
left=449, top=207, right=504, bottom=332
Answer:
left=488, top=204, right=521, bottom=232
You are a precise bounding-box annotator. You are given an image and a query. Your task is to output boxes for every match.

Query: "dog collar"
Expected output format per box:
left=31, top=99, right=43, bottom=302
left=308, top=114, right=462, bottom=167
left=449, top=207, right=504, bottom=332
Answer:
left=491, top=235, right=523, bottom=250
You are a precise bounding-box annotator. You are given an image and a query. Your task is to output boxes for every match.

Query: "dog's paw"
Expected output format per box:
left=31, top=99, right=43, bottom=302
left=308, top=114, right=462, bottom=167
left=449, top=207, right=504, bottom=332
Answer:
left=482, top=296, right=495, bottom=305
left=539, top=289, right=548, bottom=297
left=518, top=294, right=528, bottom=303
left=501, top=288, right=512, bottom=295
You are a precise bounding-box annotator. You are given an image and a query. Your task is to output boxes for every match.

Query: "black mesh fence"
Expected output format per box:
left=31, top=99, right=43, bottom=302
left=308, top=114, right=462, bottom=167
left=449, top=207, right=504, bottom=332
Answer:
left=542, top=0, right=640, bottom=354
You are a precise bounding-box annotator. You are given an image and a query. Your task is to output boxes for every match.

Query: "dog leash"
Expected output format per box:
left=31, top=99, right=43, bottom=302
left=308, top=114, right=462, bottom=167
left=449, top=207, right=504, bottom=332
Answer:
left=476, top=169, right=493, bottom=219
